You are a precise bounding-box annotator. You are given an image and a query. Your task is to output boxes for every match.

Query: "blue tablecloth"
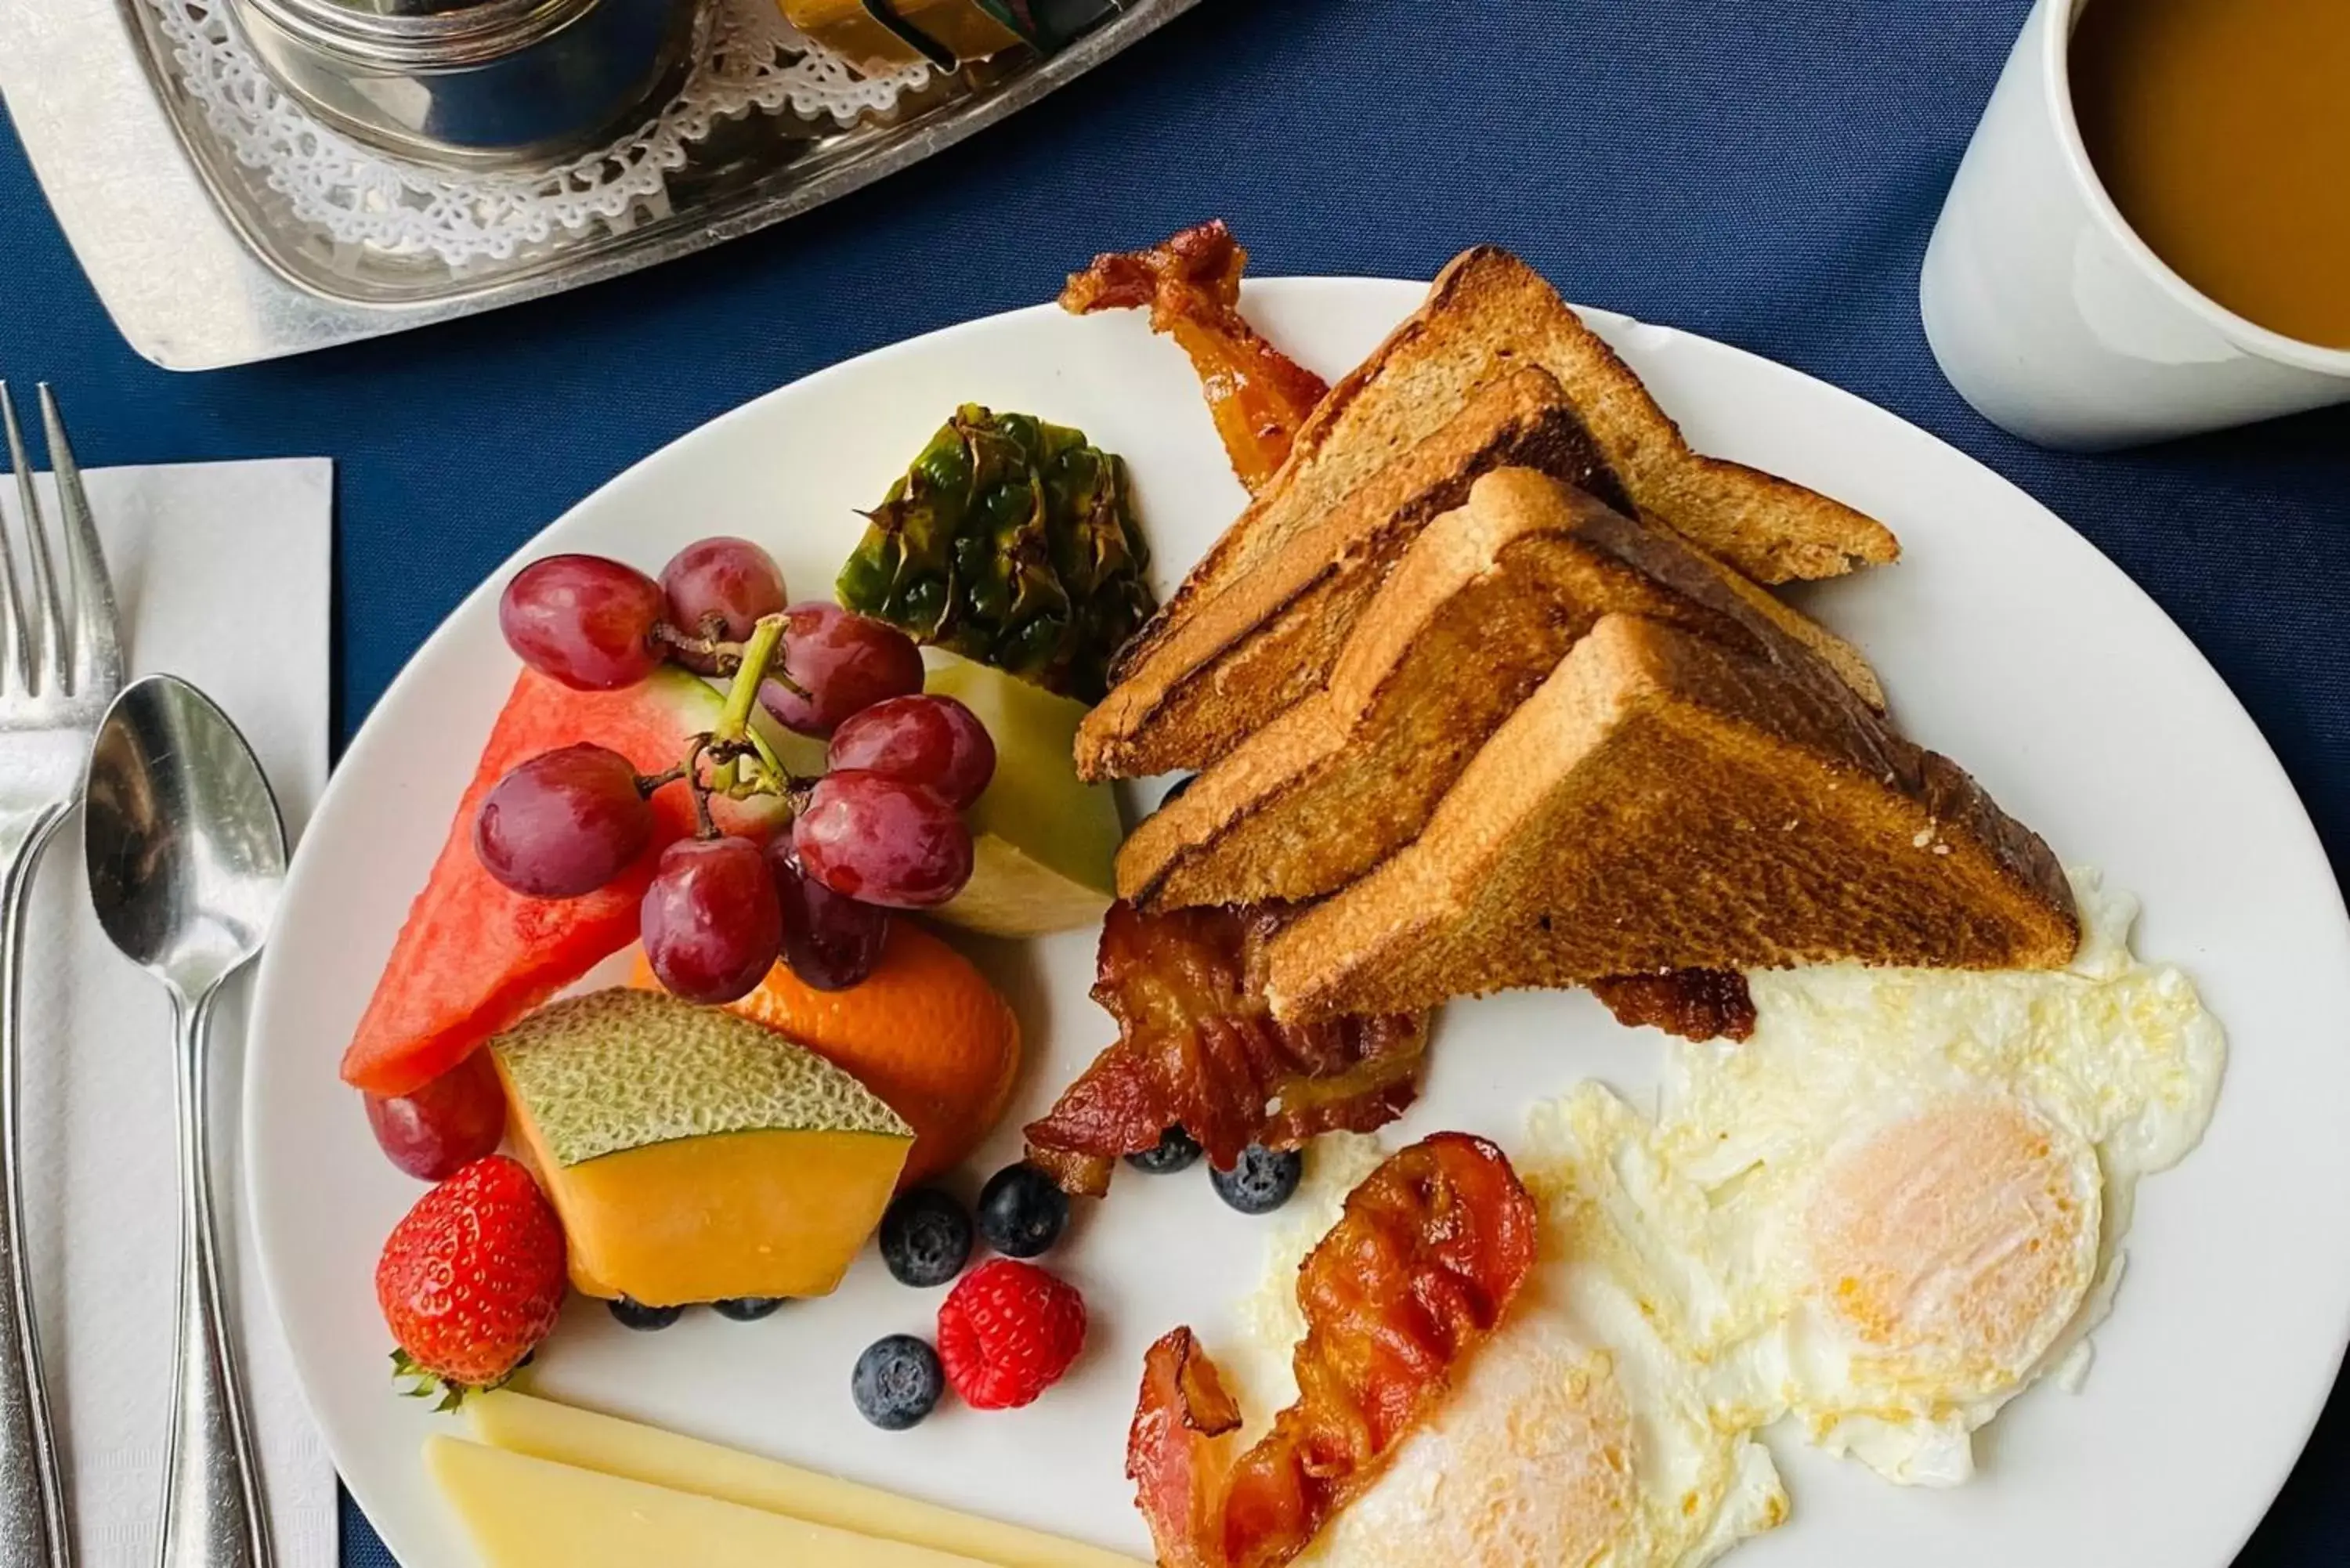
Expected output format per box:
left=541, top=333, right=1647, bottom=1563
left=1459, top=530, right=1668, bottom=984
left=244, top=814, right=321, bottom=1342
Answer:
left=2, top=0, right=2345, bottom=1562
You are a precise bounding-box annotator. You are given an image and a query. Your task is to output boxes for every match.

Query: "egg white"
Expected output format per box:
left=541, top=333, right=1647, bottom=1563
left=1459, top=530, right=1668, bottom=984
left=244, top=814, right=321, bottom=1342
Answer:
left=1218, top=868, right=2222, bottom=1565
left=1525, top=867, right=2226, bottom=1486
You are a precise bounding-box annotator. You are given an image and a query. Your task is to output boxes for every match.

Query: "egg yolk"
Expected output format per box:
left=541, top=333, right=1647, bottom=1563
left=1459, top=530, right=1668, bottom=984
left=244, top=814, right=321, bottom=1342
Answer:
left=1801, top=1096, right=2099, bottom=1395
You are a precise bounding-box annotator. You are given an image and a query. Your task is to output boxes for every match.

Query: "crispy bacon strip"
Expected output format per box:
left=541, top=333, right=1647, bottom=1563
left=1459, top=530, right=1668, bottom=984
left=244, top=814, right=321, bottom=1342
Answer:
left=1127, top=1135, right=1539, bottom=1568
left=1025, top=901, right=1430, bottom=1197
left=1061, top=221, right=1330, bottom=493
left=1589, top=967, right=1758, bottom=1042
left=1128, top=1329, right=1242, bottom=1568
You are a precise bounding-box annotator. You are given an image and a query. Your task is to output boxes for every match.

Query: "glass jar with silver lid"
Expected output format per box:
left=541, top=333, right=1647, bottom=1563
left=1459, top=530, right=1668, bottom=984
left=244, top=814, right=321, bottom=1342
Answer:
left=231, top=0, right=707, bottom=168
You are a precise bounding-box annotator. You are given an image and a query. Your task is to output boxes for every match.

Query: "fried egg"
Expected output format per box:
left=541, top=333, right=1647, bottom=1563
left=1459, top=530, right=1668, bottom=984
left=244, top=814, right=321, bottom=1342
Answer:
left=1527, top=867, right=2225, bottom=1487
left=1234, top=1136, right=1788, bottom=1568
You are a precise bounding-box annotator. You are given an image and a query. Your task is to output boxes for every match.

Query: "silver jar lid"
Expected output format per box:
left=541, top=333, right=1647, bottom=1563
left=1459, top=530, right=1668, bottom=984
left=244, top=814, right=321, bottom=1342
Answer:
left=236, top=0, right=602, bottom=69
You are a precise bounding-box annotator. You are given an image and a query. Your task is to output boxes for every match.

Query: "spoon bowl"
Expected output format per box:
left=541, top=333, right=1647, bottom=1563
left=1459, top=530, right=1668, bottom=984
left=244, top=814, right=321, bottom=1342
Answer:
left=85, top=674, right=286, bottom=1003
left=85, top=673, right=285, bottom=1568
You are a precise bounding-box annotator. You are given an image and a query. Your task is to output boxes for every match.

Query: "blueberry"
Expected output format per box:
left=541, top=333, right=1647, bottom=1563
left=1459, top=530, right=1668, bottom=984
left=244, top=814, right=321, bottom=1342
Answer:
left=1210, top=1145, right=1303, bottom=1215
left=607, top=1296, right=685, bottom=1331
left=1125, top=1125, right=1203, bottom=1175
left=712, top=1297, right=785, bottom=1322
left=880, top=1188, right=974, bottom=1288
left=977, top=1163, right=1070, bottom=1259
left=851, top=1335, right=943, bottom=1431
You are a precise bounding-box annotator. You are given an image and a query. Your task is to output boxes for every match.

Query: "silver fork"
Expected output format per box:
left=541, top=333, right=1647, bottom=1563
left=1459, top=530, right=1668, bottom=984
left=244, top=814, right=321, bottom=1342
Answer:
left=0, top=383, right=123, bottom=1568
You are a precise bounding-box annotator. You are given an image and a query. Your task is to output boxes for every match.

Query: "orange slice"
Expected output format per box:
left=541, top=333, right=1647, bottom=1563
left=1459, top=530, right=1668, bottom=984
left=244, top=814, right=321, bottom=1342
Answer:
left=631, top=921, right=1019, bottom=1183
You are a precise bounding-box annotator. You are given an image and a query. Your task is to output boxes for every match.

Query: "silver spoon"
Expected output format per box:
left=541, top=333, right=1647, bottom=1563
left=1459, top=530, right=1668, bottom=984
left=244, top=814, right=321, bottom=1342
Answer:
left=83, top=676, right=281, bottom=1568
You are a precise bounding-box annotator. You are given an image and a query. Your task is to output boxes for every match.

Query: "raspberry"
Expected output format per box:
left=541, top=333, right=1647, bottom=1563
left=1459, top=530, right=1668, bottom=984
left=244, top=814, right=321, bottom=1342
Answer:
left=936, top=1259, right=1086, bottom=1411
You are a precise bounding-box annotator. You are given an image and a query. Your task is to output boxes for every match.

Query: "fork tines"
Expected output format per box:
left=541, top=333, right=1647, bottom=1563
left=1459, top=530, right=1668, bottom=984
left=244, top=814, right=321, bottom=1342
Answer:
left=0, top=383, right=124, bottom=704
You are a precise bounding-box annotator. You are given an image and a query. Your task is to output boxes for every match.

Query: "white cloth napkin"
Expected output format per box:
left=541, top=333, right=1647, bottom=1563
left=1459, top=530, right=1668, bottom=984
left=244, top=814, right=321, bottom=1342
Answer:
left=2, top=460, right=334, bottom=1567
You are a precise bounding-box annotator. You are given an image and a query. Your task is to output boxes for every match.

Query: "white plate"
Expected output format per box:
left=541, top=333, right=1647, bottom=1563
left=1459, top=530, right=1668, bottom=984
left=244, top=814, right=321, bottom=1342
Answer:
left=247, top=280, right=2350, bottom=1568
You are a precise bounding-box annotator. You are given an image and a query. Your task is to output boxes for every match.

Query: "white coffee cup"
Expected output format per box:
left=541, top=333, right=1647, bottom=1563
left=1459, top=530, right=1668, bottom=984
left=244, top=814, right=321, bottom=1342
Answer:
left=1920, top=0, right=2350, bottom=451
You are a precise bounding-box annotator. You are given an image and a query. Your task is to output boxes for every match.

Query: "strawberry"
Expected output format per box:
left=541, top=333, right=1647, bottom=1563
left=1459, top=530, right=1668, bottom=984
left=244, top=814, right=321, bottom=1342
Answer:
left=376, top=1154, right=567, bottom=1407
left=936, top=1259, right=1086, bottom=1411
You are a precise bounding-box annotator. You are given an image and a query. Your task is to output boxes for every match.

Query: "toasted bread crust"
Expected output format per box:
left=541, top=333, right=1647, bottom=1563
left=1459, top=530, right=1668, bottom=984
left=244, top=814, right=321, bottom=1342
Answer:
left=1082, top=248, right=1896, bottom=780
left=1080, top=367, right=1622, bottom=779
left=1261, top=612, right=2077, bottom=1021
left=1685, top=549, right=1884, bottom=710
left=1114, top=247, right=1896, bottom=677
left=1107, top=248, right=1551, bottom=688
left=1421, top=248, right=1900, bottom=583
left=1119, top=472, right=1782, bottom=908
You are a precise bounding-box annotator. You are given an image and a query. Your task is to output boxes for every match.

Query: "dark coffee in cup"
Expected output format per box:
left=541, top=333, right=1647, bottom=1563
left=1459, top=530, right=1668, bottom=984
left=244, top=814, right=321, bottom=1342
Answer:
left=2070, top=0, right=2350, bottom=349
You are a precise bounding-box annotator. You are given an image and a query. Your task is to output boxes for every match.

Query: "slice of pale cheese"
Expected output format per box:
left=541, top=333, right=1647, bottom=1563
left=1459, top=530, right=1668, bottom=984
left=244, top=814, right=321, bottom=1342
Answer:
left=465, top=1391, right=1148, bottom=1568
left=427, top=1436, right=996, bottom=1568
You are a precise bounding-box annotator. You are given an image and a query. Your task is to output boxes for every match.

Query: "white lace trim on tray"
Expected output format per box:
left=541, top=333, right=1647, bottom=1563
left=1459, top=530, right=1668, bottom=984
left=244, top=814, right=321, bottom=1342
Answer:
left=149, top=0, right=929, bottom=267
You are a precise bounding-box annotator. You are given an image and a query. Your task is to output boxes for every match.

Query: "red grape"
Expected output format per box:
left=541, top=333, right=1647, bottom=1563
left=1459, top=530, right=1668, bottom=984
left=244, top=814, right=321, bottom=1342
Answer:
left=500, top=555, right=667, bottom=690
left=365, top=1052, right=508, bottom=1181
left=660, top=538, right=788, bottom=673
left=792, top=771, right=974, bottom=909
left=641, top=836, right=784, bottom=1004
left=769, top=842, right=890, bottom=991
left=827, top=695, right=996, bottom=809
left=474, top=744, right=654, bottom=898
left=759, top=603, right=924, bottom=737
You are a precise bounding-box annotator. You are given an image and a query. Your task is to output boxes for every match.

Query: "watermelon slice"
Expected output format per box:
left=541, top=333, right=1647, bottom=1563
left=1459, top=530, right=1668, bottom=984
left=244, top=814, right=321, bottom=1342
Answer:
left=342, top=665, right=788, bottom=1099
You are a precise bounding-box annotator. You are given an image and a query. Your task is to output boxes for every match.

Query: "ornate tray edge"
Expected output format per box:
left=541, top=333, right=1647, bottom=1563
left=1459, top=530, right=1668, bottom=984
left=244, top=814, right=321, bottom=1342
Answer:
left=0, top=0, right=1202, bottom=370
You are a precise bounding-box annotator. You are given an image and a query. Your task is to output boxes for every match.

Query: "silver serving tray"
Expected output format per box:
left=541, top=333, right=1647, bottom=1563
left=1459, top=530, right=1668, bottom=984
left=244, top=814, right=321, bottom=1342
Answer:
left=0, top=0, right=1200, bottom=370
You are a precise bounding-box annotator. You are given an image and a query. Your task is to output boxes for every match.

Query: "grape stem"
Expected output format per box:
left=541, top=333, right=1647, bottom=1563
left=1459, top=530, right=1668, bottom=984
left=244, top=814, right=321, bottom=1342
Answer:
left=651, top=619, right=812, bottom=700
left=650, top=621, right=731, bottom=670
left=636, top=614, right=815, bottom=831
left=742, top=726, right=788, bottom=789
left=679, top=735, right=718, bottom=840
left=702, top=613, right=789, bottom=799
left=633, top=762, right=691, bottom=797
left=715, top=615, right=786, bottom=746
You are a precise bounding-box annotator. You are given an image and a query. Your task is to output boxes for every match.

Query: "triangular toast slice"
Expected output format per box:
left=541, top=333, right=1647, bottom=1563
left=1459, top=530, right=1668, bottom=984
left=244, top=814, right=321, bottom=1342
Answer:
left=1133, top=245, right=1898, bottom=652
left=1261, top=612, right=2077, bottom=1022
left=1078, top=249, right=1896, bottom=780
left=1118, top=470, right=1798, bottom=908
left=1076, top=370, right=1885, bottom=781
left=1081, top=367, right=1627, bottom=779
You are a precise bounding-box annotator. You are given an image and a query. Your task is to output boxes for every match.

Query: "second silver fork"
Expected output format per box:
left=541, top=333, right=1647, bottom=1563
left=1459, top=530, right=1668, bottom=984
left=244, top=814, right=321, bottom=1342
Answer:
left=0, top=382, right=123, bottom=1568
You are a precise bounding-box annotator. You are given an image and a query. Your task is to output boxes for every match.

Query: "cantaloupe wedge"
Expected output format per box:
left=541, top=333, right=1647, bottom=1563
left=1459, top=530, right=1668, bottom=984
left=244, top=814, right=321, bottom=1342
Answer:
left=491, top=989, right=913, bottom=1306
left=426, top=1436, right=995, bottom=1568
left=466, top=1392, right=1147, bottom=1568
